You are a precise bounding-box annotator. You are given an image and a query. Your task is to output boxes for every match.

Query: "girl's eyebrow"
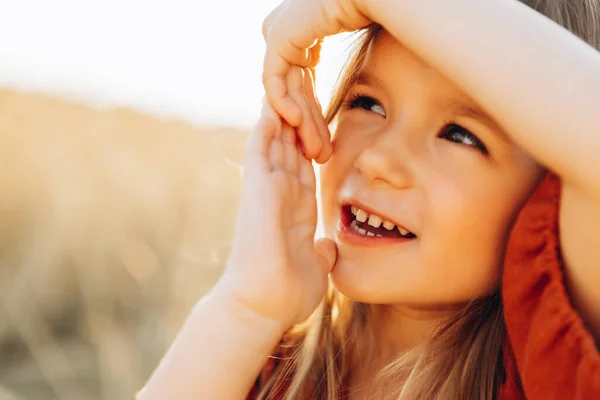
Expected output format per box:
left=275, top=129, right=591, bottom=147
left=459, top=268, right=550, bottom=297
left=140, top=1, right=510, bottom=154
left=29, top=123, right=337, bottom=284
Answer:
left=449, top=101, right=491, bottom=123
left=443, top=97, right=492, bottom=125
left=354, top=71, right=385, bottom=90
left=445, top=98, right=510, bottom=142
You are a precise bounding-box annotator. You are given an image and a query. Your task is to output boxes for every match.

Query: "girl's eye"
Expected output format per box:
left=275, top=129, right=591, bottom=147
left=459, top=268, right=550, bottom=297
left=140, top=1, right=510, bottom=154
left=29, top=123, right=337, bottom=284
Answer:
left=346, top=94, right=386, bottom=117
left=439, top=124, right=487, bottom=154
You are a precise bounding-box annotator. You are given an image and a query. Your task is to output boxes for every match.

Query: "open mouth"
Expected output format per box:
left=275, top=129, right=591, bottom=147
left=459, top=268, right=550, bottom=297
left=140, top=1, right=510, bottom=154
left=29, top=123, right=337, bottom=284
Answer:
left=341, top=205, right=417, bottom=239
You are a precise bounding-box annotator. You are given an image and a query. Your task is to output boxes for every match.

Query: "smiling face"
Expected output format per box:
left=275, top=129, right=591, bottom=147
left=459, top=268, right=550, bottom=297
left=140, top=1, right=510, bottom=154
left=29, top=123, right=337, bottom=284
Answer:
left=320, top=31, right=544, bottom=308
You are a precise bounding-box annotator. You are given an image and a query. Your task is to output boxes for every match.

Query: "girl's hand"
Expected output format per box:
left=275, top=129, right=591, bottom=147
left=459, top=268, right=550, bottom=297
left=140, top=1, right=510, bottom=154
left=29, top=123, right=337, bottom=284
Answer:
left=261, top=0, right=372, bottom=160
left=216, top=95, right=337, bottom=333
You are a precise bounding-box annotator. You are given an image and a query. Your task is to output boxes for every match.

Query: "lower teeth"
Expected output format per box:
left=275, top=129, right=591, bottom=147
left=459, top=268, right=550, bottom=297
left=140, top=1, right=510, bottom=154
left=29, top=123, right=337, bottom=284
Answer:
left=350, top=220, right=383, bottom=237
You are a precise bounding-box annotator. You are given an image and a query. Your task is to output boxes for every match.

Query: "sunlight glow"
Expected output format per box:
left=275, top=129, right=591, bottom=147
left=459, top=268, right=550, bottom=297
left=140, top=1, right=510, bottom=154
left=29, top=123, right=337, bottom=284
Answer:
left=0, top=0, right=352, bottom=129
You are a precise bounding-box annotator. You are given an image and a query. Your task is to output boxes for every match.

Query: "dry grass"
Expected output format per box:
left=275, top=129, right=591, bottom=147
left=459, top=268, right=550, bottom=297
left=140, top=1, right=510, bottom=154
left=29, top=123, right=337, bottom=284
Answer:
left=0, top=90, right=248, bottom=399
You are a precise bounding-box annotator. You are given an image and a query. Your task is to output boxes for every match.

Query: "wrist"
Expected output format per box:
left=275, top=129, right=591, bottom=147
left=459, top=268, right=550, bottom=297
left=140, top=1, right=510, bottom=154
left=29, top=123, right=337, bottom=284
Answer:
left=139, top=285, right=285, bottom=399
left=201, top=285, right=287, bottom=342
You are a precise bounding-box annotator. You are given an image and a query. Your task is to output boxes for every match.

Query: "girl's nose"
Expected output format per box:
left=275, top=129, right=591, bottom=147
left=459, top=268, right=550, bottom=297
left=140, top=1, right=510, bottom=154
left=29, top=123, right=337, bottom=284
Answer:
left=353, top=139, right=414, bottom=189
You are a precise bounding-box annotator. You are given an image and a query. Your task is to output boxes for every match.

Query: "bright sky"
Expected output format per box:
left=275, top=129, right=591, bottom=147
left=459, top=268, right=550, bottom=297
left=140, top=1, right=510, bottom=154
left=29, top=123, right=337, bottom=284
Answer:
left=0, top=0, right=352, bottom=129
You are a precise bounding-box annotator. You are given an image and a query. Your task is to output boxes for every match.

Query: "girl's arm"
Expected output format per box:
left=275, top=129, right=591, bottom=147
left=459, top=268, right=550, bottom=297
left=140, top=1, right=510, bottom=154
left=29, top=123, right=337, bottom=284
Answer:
left=137, top=290, right=283, bottom=400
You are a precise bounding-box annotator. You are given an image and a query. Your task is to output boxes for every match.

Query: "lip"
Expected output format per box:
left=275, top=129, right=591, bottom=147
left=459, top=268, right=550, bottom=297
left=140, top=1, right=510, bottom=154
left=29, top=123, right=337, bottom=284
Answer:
left=336, top=205, right=417, bottom=247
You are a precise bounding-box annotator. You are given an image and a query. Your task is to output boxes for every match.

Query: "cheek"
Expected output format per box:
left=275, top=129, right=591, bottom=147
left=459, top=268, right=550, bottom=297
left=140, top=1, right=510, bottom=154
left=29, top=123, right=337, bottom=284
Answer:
left=423, top=160, right=543, bottom=298
left=319, top=139, right=354, bottom=229
left=319, top=162, right=337, bottom=218
left=420, top=173, right=517, bottom=298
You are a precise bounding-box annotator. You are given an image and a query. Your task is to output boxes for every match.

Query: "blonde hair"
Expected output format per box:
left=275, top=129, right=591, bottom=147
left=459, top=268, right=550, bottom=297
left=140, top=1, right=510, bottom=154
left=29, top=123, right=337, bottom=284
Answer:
left=258, top=2, right=600, bottom=399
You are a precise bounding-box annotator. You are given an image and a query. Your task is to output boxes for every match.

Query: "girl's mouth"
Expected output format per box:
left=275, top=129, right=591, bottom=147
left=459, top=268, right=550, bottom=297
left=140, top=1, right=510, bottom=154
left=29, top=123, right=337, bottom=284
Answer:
left=337, top=205, right=417, bottom=246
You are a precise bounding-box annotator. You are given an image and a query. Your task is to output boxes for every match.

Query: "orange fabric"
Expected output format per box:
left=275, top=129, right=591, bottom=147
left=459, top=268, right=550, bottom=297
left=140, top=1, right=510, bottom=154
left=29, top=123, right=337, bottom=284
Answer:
left=499, top=339, right=525, bottom=399
left=503, top=173, right=600, bottom=399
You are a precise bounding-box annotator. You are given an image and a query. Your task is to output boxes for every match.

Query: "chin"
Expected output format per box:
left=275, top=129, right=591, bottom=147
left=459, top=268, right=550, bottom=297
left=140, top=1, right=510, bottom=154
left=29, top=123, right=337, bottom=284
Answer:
left=329, top=257, right=497, bottom=307
left=329, top=258, right=393, bottom=304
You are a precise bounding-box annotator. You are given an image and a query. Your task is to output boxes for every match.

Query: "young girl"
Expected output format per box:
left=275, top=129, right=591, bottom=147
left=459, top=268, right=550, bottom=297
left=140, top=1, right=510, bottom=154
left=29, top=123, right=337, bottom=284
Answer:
left=139, top=0, right=600, bottom=399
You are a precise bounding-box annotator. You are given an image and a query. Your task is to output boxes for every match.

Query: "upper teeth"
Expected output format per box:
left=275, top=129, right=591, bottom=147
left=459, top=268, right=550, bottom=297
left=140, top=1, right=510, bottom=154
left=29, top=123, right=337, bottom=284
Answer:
left=356, top=208, right=368, bottom=223
left=383, top=220, right=395, bottom=230
left=368, top=214, right=382, bottom=228
left=350, top=206, right=411, bottom=236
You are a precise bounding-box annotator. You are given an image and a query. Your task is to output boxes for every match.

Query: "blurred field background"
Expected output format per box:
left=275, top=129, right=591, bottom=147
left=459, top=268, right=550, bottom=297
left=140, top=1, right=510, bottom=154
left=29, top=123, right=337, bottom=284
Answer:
left=0, top=89, right=247, bottom=399
left=0, top=1, right=351, bottom=398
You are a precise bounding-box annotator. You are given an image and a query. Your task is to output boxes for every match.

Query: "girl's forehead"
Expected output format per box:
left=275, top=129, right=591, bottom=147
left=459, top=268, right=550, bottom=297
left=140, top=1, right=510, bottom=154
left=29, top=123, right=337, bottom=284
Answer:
left=366, top=32, right=434, bottom=73
left=357, top=35, right=470, bottom=101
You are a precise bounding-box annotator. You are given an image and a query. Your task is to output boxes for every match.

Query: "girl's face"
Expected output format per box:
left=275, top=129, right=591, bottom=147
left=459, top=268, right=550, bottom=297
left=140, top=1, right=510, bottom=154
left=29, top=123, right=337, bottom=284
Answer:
left=320, top=33, right=543, bottom=307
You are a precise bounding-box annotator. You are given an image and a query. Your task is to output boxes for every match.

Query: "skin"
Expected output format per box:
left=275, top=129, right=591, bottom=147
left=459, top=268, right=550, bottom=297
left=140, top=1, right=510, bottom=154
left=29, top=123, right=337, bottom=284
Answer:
left=321, top=33, right=543, bottom=309
left=263, top=0, right=600, bottom=340
left=138, top=93, right=337, bottom=400
left=139, top=1, right=600, bottom=399
left=318, top=35, right=543, bottom=392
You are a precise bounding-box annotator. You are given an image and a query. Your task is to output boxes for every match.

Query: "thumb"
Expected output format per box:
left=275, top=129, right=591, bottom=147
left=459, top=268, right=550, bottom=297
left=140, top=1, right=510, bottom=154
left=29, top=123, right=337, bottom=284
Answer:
left=314, top=237, right=337, bottom=274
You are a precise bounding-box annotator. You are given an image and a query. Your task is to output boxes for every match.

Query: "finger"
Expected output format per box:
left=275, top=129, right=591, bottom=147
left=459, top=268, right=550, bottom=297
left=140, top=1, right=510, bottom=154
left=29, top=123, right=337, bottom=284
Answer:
left=287, top=67, right=322, bottom=160
left=262, top=2, right=326, bottom=67
left=268, top=136, right=285, bottom=172
left=280, top=117, right=295, bottom=144
left=262, top=53, right=302, bottom=127
left=242, top=153, right=269, bottom=188
left=304, top=68, right=332, bottom=164
left=281, top=123, right=299, bottom=174
left=271, top=31, right=315, bottom=68
left=261, top=96, right=283, bottom=138
left=243, top=117, right=277, bottom=185
left=246, top=113, right=279, bottom=158
left=298, top=152, right=316, bottom=190
left=314, top=237, right=337, bottom=274
left=306, top=39, right=323, bottom=71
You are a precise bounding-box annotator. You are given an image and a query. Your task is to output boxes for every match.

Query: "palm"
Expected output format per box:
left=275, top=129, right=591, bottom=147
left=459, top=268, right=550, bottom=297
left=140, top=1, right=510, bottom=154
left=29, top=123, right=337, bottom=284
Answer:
left=222, top=108, right=334, bottom=330
left=273, top=169, right=324, bottom=295
left=278, top=172, right=323, bottom=292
